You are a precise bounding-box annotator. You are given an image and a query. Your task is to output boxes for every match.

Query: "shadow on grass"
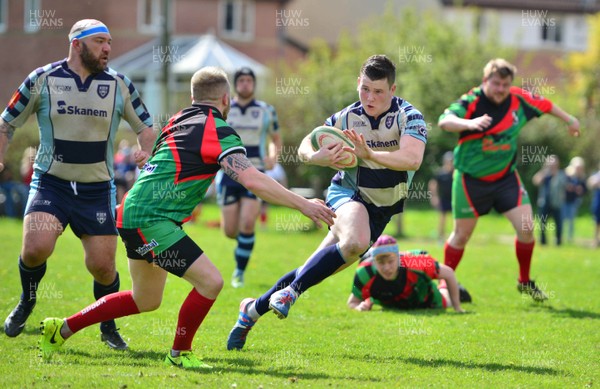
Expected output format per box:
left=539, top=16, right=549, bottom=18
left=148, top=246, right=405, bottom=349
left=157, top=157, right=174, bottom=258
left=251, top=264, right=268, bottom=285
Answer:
left=340, top=354, right=564, bottom=376
left=214, top=355, right=334, bottom=380
left=0, top=321, right=44, bottom=337
left=378, top=308, right=451, bottom=317
left=34, top=348, right=169, bottom=368
left=529, top=304, right=600, bottom=319
left=17, top=326, right=42, bottom=336
left=217, top=355, right=386, bottom=382
left=401, top=356, right=564, bottom=376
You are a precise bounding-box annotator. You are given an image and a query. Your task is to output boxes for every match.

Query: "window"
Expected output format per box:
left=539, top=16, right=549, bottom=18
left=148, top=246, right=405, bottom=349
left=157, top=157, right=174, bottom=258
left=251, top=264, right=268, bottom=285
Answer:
left=220, top=0, right=254, bottom=41
left=24, top=0, right=41, bottom=33
left=138, top=0, right=161, bottom=34
left=0, top=0, right=7, bottom=33
left=541, top=16, right=562, bottom=44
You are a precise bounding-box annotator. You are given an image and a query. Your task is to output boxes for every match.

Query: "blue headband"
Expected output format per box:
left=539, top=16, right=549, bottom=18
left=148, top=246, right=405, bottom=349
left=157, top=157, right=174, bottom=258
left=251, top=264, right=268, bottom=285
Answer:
left=69, top=25, right=110, bottom=42
left=370, top=244, right=398, bottom=257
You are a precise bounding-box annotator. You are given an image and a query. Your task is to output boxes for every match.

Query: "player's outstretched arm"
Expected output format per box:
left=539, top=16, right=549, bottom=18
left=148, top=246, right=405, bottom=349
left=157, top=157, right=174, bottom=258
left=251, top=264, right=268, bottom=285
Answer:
left=0, top=119, right=15, bottom=173
left=347, top=294, right=372, bottom=311
left=438, top=113, right=492, bottom=133
left=549, top=105, right=580, bottom=137
left=264, top=132, right=282, bottom=171
left=438, top=264, right=466, bottom=313
left=220, top=152, right=336, bottom=228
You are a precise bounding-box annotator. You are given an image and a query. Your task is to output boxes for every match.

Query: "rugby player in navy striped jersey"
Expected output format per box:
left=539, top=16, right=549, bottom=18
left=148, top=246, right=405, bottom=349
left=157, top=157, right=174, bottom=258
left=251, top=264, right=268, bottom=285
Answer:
left=227, top=54, right=428, bottom=350
left=0, top=19, right=156, bottom=350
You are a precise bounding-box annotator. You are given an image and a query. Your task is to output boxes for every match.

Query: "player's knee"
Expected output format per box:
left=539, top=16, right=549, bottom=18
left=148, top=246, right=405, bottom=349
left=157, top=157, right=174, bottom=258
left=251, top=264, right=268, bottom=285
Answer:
left=135, top=296, right=162, bottom=312
left=21, top=244, right=52, bottom=267
left=239, top=220, right=255, bottom=234
left=517, top=229, right=535, bottom=242
left=88, top=263, right=117, bottom=284
left=339, top=238, right=370, bottom=259
left=451, top=231, right=472, bottom=246
left=192, top=271, right=223, bottom=298
left=207, top=272, right=224, bottom=295
left=224, top=228, right=238, bottom=239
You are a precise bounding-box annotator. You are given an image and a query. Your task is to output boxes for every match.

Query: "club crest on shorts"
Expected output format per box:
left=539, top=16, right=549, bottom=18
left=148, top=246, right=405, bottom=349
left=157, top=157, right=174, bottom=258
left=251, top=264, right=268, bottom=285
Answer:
left=97, top=84, right=110, bottom=99
left=96, top=211, right=107, bottom=224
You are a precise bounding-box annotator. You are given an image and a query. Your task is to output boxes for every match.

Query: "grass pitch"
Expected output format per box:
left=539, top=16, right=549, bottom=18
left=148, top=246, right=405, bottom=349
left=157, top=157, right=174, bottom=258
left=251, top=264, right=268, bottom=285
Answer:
left=0, top=205, right=598, bottom=388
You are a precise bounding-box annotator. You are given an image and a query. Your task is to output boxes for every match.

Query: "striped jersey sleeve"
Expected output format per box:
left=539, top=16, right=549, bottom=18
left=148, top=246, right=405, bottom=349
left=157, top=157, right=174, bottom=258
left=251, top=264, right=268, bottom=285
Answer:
left=267, top=103, right=280, bottom=133
left=109, top=69, right=153, bottom=133
left=399, top=100, right=427, bottom=143
left=1, top=61, right=62, bottom=127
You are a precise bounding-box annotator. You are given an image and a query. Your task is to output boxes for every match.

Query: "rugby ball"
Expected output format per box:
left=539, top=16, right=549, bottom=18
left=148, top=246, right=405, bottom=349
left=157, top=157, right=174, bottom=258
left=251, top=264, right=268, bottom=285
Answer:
left=309, top=126, right=358, bottom=169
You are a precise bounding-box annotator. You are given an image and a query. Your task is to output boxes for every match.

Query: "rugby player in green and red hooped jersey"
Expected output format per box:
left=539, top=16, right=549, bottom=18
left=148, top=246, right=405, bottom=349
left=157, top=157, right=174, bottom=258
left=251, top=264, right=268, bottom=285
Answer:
left=38, top=67, right=335, bottom=369
left=438, top=58, right=580, bottom=302
left=347, top=235, right=465, bottom=313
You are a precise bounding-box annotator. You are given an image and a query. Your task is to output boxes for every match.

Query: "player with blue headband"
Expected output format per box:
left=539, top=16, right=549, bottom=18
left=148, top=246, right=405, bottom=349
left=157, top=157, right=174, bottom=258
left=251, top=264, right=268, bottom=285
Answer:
left=2, top=16, right=155, bottom=352
left=68, top=19, right=111, bottom=42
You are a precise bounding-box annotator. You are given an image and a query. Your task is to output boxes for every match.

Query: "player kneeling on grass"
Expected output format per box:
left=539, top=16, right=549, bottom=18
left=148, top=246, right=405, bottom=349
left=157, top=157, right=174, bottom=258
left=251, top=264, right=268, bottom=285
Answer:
left=38, top=66, right=335, bottom=369
left=347, top=235, right=465, bottom=312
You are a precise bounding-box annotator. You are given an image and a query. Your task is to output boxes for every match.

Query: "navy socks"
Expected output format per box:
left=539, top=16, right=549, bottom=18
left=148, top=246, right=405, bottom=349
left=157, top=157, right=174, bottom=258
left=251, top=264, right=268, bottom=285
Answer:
left=18, top=256, right=46, bottom=308
left=289, top=244, right=345, bottom=294
left=94, top=272, right=120, bottom=333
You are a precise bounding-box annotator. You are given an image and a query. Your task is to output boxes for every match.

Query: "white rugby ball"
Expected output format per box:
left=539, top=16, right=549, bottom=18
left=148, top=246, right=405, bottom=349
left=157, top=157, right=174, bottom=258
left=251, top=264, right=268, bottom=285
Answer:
left=309, top=126, right=358, bottom=170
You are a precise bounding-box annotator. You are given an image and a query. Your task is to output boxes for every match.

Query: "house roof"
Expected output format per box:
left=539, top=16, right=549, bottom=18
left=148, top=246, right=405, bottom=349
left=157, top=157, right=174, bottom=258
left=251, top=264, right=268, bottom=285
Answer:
left=110, top=34, right=269, bottom=80
left=440, top=0, right=600, bottom=13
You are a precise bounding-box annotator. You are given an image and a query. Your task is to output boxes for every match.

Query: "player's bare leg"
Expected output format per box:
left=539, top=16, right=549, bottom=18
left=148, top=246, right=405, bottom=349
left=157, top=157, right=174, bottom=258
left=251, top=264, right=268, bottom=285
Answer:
left=221, top=202, right=240, bottom=239
left=238, top=197, right=261, bottom=237
left=330, top=201, right=371, bottom=262
left=41, top=259, right=165, bottom=360
left=221, top=197, right=260, bottom=288
left=447, top=217, right=478, bottom=249
left=82, top=234, right=128, bottom=349
left=504, top=204, right=535, bottom=243
left=129, top=258, right=169, bottom=312
left=5, top=212, right=61, bottom=337
left=82, top=235, right=118, bottom=284
left=268, top=201, right=371, bottom=318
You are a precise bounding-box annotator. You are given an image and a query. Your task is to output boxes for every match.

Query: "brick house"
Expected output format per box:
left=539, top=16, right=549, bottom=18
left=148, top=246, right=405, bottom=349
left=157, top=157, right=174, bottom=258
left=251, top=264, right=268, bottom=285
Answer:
left=0, top=0, right=304, bottom=105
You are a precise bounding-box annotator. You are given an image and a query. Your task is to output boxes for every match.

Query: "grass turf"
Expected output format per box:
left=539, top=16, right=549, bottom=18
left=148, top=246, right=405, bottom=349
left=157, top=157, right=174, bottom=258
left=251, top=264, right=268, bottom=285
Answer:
left=0, top=204, right=598, bottom=388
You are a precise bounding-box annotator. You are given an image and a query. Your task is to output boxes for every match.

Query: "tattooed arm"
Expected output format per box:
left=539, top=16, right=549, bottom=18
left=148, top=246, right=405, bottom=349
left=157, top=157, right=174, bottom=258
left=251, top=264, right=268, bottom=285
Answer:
left=0, top=119, right=15, bottom=173
left=219, top=152, right=336, bottom=227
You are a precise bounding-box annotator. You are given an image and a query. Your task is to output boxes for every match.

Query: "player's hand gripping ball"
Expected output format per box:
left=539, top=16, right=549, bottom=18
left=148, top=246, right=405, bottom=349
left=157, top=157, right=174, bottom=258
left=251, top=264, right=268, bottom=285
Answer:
left=309, top=126, right=358, bottom=170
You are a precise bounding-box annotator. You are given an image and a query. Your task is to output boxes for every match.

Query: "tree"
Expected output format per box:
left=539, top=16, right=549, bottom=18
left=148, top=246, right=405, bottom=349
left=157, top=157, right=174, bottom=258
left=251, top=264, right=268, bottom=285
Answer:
left=265, top=5, right=511, bottom=196
left=555, top=12, right=600, bottom=174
